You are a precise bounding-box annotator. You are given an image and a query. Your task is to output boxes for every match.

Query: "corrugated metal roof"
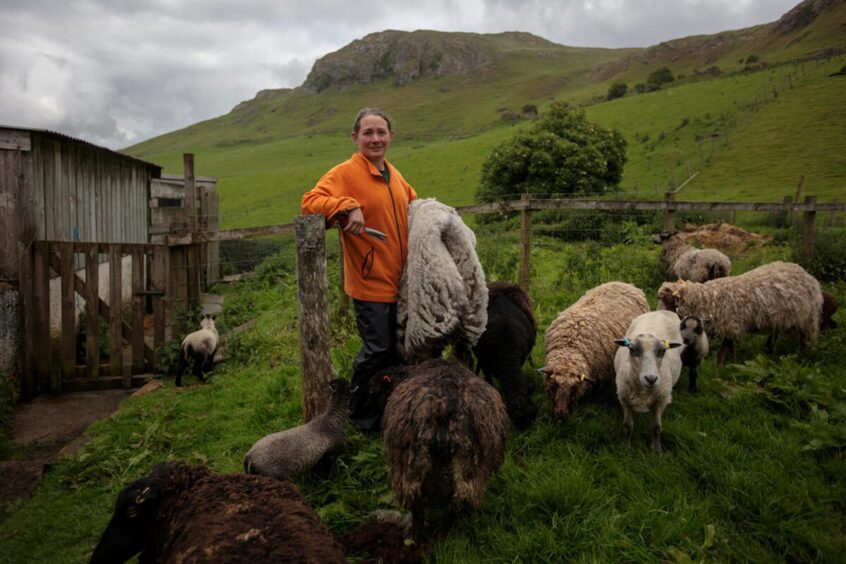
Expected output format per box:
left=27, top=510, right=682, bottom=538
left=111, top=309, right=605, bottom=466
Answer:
left=0, top=125, right=163, bottom=171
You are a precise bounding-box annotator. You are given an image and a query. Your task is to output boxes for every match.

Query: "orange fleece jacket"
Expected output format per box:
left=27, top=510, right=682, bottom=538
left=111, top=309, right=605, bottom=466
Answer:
left=301, top=153, right=417, bottom=302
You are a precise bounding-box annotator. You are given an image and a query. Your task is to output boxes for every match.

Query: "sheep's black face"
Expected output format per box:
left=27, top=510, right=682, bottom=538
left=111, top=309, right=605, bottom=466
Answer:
left=352, top=368, right=409, bottom=432
left=90, top=477, right=160, bottom=564
left=680, top=316, right=704, bottom=345
left=507, top=396, right=538, bottom=430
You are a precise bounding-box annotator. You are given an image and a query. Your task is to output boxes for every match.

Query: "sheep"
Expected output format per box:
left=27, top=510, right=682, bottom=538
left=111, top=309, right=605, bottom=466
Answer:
left=473, top=281, right=538, bottom=430
left=397, top=198, right=488, bottom=365
left=655, top=231, right=731, bottom=282
left=657, top=261, right=823, bottom=366
left=89, top=462, right=346, bottom=563
left=244, top=379, right=350, bottom=479
left=382, top=358, right=509, bottom=540
left=541, top=282, right=649, bottom=419
left=679, top=315, right=709, bottom=392
left=614, top=311, right=684, bottom=454
left=176, top=313, right=219, bottom=387
left=821, top=290, right=838, bottom=331
left=350, top=365, right=416, bottom=433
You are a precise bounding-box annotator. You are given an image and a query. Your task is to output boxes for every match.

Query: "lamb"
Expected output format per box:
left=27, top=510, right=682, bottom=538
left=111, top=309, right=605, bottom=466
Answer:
left=350, top=365, right=416, bottom=433
left=679, top=315, right=708, bottom=392
left=541, top=282, right=649, bottom=419
left=90, top=462, right=346, bottom=563
left=614, top=311, right=684, bottom=454
left=382, top=358, right=509, bottom=540
left=655, top=231, right=731, bottom=282
left=176, top=313, right=219, bottom=387
left=657, top=261, right=823, bottom=366
left=473, top=281, right=538, bottom=430
left=244, top=379, right=350, bottom=479
left=397, top=198, right=488, bottom=365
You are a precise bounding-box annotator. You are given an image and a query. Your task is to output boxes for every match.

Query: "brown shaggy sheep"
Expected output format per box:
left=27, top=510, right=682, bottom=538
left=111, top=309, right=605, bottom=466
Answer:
left=382, top=359, right=509, bottom=540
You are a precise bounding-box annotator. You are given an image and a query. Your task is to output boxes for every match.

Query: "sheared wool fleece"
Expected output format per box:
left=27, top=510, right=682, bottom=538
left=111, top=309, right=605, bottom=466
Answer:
left=397, top=198, right=488, bottom=362
left=662, top=233, right=731, bottom=282
left=657, top=261, right=823, bottom=345
left=544, top=282, right=649, bottom=418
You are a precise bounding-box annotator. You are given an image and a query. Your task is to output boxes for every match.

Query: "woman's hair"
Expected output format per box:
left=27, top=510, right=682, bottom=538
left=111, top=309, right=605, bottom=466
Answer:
left=353, top=108, right=393, bottom=133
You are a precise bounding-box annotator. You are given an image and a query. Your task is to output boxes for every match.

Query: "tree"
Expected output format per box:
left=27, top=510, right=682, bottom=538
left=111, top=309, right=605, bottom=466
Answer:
left=476, top=102, right=627, bottom=202
left=647, top=67, right=675, bottom=89
left=521, top=103, right=538, bottom=117
left=607, top=81, right=628, bottom=100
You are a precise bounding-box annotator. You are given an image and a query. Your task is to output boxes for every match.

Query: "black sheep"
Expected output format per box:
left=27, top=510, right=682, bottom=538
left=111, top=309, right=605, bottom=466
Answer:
left=472, top=281, right=538, bottom=429
left=383, top=359, right=510, bottom=540
left=89, top=462, right=347, bottom=563
left=679, top=315, right=708, bottom=393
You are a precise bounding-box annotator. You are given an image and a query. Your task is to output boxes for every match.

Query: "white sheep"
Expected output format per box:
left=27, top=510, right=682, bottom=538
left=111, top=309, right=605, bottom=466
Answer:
left=541, top=282, right=650, bottom=419
left=397, top=198, right=488, bottom=364
left=657, top=261, right=823, bottom=366
left=656, top=231, right=731, bottom=283
left=614, top=310, right=683, bottom=454
left=176, top=313, right=219, bottom=386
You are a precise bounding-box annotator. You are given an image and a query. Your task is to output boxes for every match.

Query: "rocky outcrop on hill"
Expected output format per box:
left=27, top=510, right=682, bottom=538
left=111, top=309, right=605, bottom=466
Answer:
left=302, top=30, right=496, bottom=93
left=230, top=88, right=292, bottom=113
left=774, top=0, right=843, bottom=35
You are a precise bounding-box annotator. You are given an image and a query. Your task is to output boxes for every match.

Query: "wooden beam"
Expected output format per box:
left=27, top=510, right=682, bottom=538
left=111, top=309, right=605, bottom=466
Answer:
left=184, top=153, right=196, bottom=232
left=59, top=242, right=75, bottom=389
left=131, top=248, right=145, bottom=379
left=109, top=245, right=123, bottom=379
left=85, top=245, right=100, bottom=380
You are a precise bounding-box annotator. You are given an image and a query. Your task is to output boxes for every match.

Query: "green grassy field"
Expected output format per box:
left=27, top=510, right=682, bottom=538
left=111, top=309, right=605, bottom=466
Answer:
left=1, top=222, right=844, bottom=562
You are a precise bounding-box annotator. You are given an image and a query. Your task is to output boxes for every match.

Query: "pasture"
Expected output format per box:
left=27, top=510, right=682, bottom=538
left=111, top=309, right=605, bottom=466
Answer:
left=0, top=212, right=844, bottom=562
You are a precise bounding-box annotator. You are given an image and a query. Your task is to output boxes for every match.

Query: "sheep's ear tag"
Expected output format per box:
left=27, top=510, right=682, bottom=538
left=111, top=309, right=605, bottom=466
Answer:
left=383, top=374, right=393, bottom=383
left=579, top=373, right=587, bottom=381
left=135, top=486, right=151, bottom=504
left=672, top=290, right=680, bottom=297
left=614, top=338, right=631, bottom=348
left=663, top=340, right=670, bottom=349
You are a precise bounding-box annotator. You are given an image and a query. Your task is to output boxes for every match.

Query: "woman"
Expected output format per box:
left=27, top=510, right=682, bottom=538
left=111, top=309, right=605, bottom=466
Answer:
left=301, top=108, right=417, bottom=428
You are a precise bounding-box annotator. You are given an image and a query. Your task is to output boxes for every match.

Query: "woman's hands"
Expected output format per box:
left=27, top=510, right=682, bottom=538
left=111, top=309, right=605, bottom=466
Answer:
left=343, top=207, right=365, bottom=234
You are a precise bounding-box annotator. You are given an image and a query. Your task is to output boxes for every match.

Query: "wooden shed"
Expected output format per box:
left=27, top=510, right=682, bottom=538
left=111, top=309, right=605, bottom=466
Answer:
left=0, top=126, right=163, bottom=401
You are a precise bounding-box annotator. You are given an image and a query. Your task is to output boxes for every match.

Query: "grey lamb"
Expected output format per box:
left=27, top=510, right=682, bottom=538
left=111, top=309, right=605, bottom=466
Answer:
left=244, top=379, right=350, bottom=480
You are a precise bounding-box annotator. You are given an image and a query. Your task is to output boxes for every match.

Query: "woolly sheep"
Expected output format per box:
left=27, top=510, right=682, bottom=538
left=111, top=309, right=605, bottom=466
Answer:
left=90, top=462, right=346, bottom=563
left=614, top=311, right=684, bottom=454
left=397, top=198, right=488, bottom=365
left=244, top=379, right=350, bottom=479
left=473, top=281, right=538, bottom=430
left=176, top=313, right=219, bottom=387
left=541, top=282, right=649, bottom=419
left=382, top=359, right=509, bottom=540
left=657, top=261, right=823, bottom=366
left=679, top=315, right=709, bottom=392
left=351, top=365, right=416, bottom=433
left=655, top=231, right=731, bottom=283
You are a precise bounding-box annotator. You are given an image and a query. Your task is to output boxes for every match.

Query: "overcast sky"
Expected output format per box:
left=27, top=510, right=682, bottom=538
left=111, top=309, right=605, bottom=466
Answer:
left=0, top=0, right=799, bottom=149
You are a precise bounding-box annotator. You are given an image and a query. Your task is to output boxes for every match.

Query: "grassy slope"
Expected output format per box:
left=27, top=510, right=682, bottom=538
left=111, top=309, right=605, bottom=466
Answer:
left=1, top=231, right=844, bottom=562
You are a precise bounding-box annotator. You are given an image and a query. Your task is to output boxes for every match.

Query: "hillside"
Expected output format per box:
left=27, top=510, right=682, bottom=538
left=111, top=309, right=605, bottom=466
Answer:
left=124, top=0, right=846, bottom=229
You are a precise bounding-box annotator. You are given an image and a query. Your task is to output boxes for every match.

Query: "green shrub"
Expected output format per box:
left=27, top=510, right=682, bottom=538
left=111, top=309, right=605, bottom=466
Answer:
left=607, top=81, right=628, bottom=101
left=801, top=228, right=846, bottom=282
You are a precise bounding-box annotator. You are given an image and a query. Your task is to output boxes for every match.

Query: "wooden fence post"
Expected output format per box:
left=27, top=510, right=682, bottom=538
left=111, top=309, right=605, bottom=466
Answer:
left=184, top=154, right=196, bottom=232
left=792, top=175, right=804, bottom=225
left=109, top=245, right=123, bottom=379
left=60, top=243, right=75, bottom=387
left=296, top=215, right=333, bottom=422
left=801, top=195, right=817, bottom=264
left=131, top=248, right=144, bottom=381
left=519, top=193, right=531, bottom=291
left=663, top=192, right=676, bottom=232
left=33, top=242, right=51, bottom=392
left=85, top=244, right=100, bottom=381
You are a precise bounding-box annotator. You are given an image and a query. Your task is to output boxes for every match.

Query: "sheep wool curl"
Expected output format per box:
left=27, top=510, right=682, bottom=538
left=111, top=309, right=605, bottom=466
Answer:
left=657, top=261, right=823, bottom=347
left=397, top=198, right=488, bottom=363
left=244, top=379, right=350, bottom=480
left=543, top=282, right=649, bottom=419
left=90, top=462, right=346, bottom=564
left=658, top=232, right=731, bottom=283
left=382, top=358, right=509, bottom=540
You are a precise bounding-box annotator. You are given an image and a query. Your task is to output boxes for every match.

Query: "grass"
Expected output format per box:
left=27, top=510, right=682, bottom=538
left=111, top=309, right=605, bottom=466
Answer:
left=1, top=217, right=844, bottom=562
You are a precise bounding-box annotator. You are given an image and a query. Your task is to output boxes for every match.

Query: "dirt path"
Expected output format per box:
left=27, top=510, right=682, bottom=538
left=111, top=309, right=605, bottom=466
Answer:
left=0, top=389, right=134, bottom=505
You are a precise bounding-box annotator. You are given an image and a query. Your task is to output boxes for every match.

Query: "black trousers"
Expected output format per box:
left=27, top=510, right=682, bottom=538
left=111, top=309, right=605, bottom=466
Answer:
left=351, top=299, right=399, bottom=416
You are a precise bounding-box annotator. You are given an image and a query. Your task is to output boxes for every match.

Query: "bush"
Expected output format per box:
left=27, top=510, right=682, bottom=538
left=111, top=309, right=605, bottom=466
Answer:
left=606, top=81, right=628, bottom=100
left=521, top=103, right=538, bottom=117
left=477, top=102, right=627, bottom=202
left=801, top=228, right=846, bottom=282
left=647, top=66, right=675, bottom=89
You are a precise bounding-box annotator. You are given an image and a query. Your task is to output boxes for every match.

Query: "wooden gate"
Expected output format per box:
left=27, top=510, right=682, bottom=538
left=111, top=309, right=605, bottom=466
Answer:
left=24, top=241, right=169, bottom=394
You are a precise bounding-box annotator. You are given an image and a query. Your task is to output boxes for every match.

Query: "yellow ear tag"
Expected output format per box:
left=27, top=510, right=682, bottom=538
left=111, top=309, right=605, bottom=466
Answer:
left=580, top=373, right=587, bottom=381
left=135, top=486, right=151, bottom=504
left=664, top=340, right=670, bottom=349
left=672, top=290, right=680, bottom=297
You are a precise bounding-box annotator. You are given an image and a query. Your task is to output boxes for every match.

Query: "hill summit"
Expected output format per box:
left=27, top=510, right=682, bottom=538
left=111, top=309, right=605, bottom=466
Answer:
left=302, top=29, right=555, bottom=93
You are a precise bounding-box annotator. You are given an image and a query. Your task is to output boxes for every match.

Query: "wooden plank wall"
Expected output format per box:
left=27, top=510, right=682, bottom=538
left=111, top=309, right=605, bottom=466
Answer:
left=29, top=134, right=151, bottom=246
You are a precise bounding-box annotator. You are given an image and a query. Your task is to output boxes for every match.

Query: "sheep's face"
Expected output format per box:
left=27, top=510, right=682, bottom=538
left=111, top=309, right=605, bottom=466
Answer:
left=615, top=335, right=682, bottom=390
left=351, top=367, right=412, bottom=432
left=543, top=370, right=592, bottom=419
left=657, top=283, right=683, bottom=312
left=506, top=395, right=538, bottom=430
left=679, top=316, right=704, bottom=346
left=90, top=476, right=161, bottom=564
